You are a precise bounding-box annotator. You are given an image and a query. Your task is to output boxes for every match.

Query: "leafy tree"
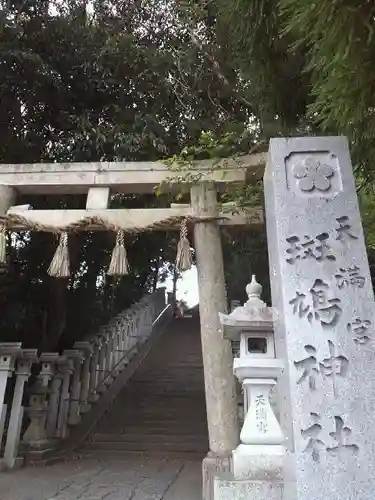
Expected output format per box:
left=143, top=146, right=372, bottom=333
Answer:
left=0, top=0, right=270, bottom=347
left=6, top=0, right=374, bottom=338
left=168, top=0, right=375, bottom=300
left=281, top=0, right=375, bottom=181
left=189, top=0, right=375, bottom=181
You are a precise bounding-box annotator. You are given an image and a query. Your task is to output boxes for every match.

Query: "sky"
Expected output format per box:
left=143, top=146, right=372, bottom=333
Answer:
left=163, top=265, right=199, bottom=307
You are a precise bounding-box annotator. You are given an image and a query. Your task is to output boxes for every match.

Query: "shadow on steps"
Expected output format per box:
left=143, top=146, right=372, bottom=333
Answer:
left=81, top=317, right=209, bottom=457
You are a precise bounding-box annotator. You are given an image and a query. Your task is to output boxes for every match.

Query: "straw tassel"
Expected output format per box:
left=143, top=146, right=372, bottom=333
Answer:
left=108, top=229, right=130, bottom=277
left=48, top=232, right=70, bottom=278
left=176, top=218, right=192, bottom=272
left=0, top=224, right=7, bottom=265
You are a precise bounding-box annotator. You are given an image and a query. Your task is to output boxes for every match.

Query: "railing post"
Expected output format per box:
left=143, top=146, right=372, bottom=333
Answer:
left=134, top=312, right=142, bottom=344
left=46, top=370, right=62, bottom=439
left=113, top=322, right=122, bottom=366
left=97, top=337, right=107, bottom=393
left=88, top=340, right=100, bottom=404
left=2, top=350, right=37, bottom=469
left=117, top=322, right=125, bottom=362
left=75, top=343, right=94, bottom=414
left=112, top=323, right=123, bottom=377
left=65, top=348, right=85, bottom=425
left=130, top=312, right=140, bottom=351
left=119, top=319, right=131, bottom=364
left=149, top=294, right=155, bottom=319
left=0, top=343, right=22, bottom=447
left=104, top=331, right=115, bottom=385
left=142, top=304, right=150, bottom=340
left=144, top=303, right=151, bottom=338
left=56, top=356, right=74, bottom=439
left=0, top=403, right=7, bottom=451
left=23, top=353, right=59, bottom=453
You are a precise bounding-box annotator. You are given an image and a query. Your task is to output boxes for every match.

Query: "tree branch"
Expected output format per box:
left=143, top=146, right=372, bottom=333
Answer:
left=187, top=27, right=257, bottom=116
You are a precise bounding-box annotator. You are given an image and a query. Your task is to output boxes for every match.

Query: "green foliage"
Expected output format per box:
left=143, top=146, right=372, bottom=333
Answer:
left=0, top=0, right=224, bottom=348
left=281, top=0, right=375, bottom=179
left=0, top=0, right=274, bottom=347
left=203, top=0, right=375, bottom=180
left=6, top=0, right=375, bottom=329
left=164, top=0, right=375, bottom=298
left=159, top=128, right=263, bottom=212
left=223, top=227, right=270, bottom=305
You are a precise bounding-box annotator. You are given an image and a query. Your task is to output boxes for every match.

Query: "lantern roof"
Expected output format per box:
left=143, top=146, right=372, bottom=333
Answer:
left=219, top=275, right=275, bottom=341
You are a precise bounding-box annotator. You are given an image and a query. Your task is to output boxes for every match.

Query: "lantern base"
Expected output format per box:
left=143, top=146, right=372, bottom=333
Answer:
left=214, top=475, right=283, bottom=500
left=232, top=444, right=285, bottom=480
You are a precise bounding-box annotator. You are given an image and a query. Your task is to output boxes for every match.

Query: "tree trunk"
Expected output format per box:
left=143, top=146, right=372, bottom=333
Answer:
left=41, top=278, right=67, bottom=352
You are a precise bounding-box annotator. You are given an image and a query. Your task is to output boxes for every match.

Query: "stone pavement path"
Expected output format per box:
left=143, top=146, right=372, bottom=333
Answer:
left=0, top=455, right=202, bottom=500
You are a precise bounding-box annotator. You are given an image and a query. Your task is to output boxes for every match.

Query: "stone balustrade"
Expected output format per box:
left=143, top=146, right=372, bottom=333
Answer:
left=0, top=288, right=168, bottom=470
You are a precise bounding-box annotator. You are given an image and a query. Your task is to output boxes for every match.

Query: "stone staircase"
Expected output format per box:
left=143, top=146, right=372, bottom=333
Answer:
left=80, top=316, right=209, bottom=457
left=0, top=290, right=173, bottom=469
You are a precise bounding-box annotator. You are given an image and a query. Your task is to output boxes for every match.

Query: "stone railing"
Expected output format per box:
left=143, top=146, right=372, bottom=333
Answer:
left=0, top=288, right=169, bottom=470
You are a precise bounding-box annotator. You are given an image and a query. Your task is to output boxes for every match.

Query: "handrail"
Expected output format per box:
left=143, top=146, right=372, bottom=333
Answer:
left=95, top=302, right=172, bottom=393
left=0, top=288, right=169, bottom=470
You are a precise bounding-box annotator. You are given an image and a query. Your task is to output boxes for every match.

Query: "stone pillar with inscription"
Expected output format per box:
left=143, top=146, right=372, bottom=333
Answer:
left=264, top=136, right=375, bottom=499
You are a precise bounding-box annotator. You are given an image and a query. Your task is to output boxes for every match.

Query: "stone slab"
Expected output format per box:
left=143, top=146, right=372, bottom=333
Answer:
left=214, top=476, right=283, bottom=500
left=0, top=456, right=202, bottom=500
left=163, top=461, right=202, bottom=500
left=0, top=153, right=266, bottom=194
left=264, top=136, right=375, bottom=499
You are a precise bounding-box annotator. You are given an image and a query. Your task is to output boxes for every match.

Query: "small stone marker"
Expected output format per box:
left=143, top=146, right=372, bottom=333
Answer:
left=264, top=136, right=375, bottom=499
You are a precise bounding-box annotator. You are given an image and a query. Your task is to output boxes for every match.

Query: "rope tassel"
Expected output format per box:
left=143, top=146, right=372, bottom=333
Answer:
left=0, top=224, right=7, bottom=265
left=108, top=229, right=130, bottom=277
left=48, top=232, right=70, bottom=278
left=176, top=218, right=192, bottom=272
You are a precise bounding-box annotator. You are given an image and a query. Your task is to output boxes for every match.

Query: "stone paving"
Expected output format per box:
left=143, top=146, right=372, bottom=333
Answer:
left=0, top=455, right=202, bottom=500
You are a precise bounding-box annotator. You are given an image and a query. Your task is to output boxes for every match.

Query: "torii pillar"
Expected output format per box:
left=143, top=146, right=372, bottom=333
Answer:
left=0, top=185, right=16, bottom=219
left=191, top=182, right=239, bottom=500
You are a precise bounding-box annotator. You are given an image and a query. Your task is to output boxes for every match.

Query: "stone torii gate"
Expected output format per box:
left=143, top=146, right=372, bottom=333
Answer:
left=3, top=136, right=375, bottom=500
left=0, top=153, right=266, bottom=499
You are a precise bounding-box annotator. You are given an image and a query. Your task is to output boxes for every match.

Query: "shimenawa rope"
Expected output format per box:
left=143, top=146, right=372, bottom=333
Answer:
left=0, top=212, right=226, bottom=278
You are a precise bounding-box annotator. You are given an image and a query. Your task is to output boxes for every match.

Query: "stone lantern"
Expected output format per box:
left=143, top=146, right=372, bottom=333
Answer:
left=219, top=275, right=285, bottom=486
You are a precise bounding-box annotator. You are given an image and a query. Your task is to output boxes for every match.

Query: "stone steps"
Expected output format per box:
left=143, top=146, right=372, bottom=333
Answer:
left=84, top=439, right=208, bottom=453
left=119, top=385, right=206, bottom=392
left=100, top=419, right=208, bottom=429
left=101, top=412, right=207, bottom=421
left=121, top=386, right=204, bottom=393
left=95, top=425, right=208, bottom=435
left=76, top=448, right=206, bottom=460
left=80, top=317, right=209, bottom=456
left=109, top=398, right=207, bottom=407
left=90, top=433, right=208, bottom=443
